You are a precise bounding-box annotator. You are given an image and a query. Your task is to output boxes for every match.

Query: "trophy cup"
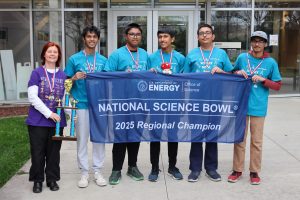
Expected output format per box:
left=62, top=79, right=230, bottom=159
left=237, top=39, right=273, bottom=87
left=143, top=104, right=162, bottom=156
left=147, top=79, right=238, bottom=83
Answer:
left=64, top=79, right=73, bottom=107
left=70, top=99, right=78, bottom=138
left=54, top=99, right=62, bottom=137
left=52, top=79, right=77, bottom=141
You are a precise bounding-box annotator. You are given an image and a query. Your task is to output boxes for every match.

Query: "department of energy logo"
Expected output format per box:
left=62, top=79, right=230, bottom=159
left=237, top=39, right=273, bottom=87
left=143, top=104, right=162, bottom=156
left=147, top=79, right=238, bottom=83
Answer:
left=137, top=80, right=148, bottom=92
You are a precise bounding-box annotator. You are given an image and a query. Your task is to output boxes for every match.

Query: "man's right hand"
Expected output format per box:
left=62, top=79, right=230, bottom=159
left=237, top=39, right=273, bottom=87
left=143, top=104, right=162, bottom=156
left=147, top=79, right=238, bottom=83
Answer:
left=149, top=68, right=157, bottom=73
left=235, top=70, right=248, bottom=79
left=72, top=71, right=86, bottom=81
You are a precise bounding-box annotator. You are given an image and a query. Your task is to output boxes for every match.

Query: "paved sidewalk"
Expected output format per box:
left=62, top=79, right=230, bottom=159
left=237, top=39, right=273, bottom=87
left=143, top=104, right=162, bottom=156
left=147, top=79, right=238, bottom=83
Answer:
left=1, top=97, right=300, bottom=200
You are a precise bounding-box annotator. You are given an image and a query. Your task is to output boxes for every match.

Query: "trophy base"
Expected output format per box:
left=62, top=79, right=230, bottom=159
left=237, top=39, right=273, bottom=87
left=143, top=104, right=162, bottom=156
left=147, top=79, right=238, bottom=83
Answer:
left=52, top=136, right=77, bottom=141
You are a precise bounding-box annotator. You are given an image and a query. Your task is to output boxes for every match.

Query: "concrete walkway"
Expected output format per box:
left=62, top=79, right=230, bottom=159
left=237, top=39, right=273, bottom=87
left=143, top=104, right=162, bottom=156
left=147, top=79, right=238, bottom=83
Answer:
left=1, top=97, right=300, bottom=200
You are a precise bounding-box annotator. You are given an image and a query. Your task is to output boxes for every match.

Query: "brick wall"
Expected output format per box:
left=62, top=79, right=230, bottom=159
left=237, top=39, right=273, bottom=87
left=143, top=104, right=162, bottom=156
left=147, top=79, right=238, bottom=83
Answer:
left=0, top=104, right=29, bottom=118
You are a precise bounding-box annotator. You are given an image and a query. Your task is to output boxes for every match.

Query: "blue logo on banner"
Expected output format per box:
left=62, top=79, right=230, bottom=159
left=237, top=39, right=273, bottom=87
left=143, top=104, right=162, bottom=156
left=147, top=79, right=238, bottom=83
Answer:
left=137, top=80, right=148, bottom=92
left=86, top=71, right=251, bottom=144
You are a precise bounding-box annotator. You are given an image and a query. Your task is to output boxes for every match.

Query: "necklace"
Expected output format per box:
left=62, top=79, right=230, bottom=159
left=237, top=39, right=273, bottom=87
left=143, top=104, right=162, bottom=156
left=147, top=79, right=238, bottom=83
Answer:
left=43, top=66, right=56, bottom=101
left=126, top=44, right=139, bottom=70
left=83, top=50, right=96, bottom=72
left=199, top=46, right=214, bottom=69
left=160, top=49, right=173, bottom=63
left=247, top=53, right=264, bottom=75
left=160, top=49, right=173, bottom=73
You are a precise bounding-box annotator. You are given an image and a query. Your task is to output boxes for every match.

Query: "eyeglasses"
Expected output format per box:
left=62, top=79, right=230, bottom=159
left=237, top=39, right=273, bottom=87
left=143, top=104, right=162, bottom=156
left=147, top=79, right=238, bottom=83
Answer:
left=198, top=31, right=212, bottom=36
left=251, top=40, right=265, bottom=44
left=128, top=32, right=142, bottom=38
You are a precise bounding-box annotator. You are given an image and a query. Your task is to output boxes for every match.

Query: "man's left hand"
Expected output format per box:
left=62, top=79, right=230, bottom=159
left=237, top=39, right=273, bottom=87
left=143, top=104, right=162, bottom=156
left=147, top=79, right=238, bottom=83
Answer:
left=252, top=75, right=266, bottom=83
left=211, top=66, right=224, bottom=74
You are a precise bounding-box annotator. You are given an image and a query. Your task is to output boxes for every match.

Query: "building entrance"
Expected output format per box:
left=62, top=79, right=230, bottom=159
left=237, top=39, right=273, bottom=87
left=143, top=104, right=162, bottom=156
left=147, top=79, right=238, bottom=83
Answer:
left=108, top=10, right=195, bottom=55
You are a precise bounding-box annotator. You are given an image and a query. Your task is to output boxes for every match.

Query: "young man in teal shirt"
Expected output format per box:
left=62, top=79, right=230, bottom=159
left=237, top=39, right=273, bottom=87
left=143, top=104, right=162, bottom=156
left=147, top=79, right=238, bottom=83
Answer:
left=104, top=23, right=148, bottom=185
left=228, top=31, right=281, bottom=185
left=64, top=25, right=107, bottom=188
left=184, top=24, right=233, bottom=183
left=147, top=28, right=185, bottom=182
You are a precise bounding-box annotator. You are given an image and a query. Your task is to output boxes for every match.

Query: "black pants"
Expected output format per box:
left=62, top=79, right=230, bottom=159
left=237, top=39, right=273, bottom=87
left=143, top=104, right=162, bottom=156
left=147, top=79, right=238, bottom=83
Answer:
left=112, top=142, right=140, bottom=171
left=28, top=125, right=62, bottom=183
left=189, top=142, right=218, bottom=172
left=150, top=142, right=178, bottom=170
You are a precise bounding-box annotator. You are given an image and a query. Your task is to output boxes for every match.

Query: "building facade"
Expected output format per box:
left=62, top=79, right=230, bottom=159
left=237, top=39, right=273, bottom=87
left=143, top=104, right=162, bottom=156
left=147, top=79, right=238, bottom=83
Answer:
left=0, top=0, right=300, bottom=101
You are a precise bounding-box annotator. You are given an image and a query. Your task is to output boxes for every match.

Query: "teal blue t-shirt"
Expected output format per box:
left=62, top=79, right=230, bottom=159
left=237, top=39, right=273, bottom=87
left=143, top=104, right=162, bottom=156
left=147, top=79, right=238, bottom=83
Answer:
left=104, top=46, right=148, bottom=72
left=64, top=50, right=107, bottom=109
left=234, top=53, right=281, bottom=117
left=183, top=47, right=233, bottom=73
left=147, top=49, right=185, bottom=73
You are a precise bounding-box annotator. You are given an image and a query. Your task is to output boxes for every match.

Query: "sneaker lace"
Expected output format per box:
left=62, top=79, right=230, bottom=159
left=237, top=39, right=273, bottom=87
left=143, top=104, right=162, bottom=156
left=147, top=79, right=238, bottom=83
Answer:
left=112, top=171, right=120, bottom=177
left=95, top=173, right=104, bottom=180
left=151, top=168, right=160, bottom=174
left=132, top=167, right=142, bottom=176
left=80, top=175, right=88, bottom=182
left=250, top=172, right=258, bottom=178
left=171, top=167, right=180, bottom=174
left=78, top=175, right=89, bottom=187
left=231, top=171, right=241, bottom=176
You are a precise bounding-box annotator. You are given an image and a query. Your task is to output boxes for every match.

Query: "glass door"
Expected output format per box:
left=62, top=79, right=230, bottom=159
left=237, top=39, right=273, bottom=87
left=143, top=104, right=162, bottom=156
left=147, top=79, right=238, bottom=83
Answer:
left=108, top=11, right=152, bottom=55
left=152, top=11, right=195, bottom=56
left=108, top=10, right=195, bottom=55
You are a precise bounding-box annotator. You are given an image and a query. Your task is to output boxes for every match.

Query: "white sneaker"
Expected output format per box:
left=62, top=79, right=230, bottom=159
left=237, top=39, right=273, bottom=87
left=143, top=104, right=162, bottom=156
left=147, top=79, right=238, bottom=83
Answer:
left=78, top=175, right=89, bottom=188
left=94, top=172, right=107, bottom=187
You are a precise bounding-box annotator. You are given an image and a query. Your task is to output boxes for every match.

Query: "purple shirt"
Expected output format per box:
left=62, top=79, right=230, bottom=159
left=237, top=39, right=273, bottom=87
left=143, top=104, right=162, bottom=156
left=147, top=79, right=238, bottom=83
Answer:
left=26, top=66, right=67, bottom=127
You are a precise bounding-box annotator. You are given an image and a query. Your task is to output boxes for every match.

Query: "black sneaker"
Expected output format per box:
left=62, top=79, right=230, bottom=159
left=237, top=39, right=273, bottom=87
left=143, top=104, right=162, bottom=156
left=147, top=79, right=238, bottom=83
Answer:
left=109, top=171, right=121, bottom=185
left=206, top=170, right=221, bottom=182
left=168, top=167, right=183, bottom=180
left=148, top=168, right=159, bottom=182
left=127, top=166, right=144, bottom=181
left=188, top=171, right=200, bottom=182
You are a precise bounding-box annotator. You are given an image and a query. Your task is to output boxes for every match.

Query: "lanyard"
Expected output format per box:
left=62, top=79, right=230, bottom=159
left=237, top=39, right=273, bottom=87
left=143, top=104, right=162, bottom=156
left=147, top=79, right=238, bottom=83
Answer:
left=160, top=49, right=173, bottom=64
left=126, top=44, right=139, bottom=69
left=199, top=47, right=214, bottom=69
left=83, top=50, right=96, bottom=72
left=43, top=66, right=56, bottom=94
left=247, top=53, right=264, bottom=74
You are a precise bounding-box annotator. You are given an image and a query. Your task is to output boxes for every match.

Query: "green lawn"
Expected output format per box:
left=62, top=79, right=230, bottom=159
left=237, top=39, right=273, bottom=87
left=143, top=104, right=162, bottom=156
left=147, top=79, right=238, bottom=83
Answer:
left=0, top=116, right=30, bottom=188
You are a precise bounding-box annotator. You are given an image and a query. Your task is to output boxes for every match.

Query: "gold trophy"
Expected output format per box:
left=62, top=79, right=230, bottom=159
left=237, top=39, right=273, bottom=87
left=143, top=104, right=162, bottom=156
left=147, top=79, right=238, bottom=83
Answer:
left=52, top=79, right=77, bottom=141
left=64, top=79, right=73, bottom=107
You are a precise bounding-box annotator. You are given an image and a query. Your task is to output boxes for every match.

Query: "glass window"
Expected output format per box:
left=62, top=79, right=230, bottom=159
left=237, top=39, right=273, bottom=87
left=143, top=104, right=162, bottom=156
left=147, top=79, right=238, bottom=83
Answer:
left=211, top=11, right=251, bottom=62
left=158, top=16, right=189, bottom=55
left=211, top=0, right=251, bottom=8
left=110, top=0, right=151, bottom=7
left=116, top=16, right=147, bottom=50
left=0, top=12, right=30, bottom=63
left=199, top=10, right=206, bottom=25
left=255, top=0, right=300, bottom=8
left=33, top=11, right=62, bottom=68
left=255, top=10, right=300, bottom=94
left=65, top=0, right=93, bottom=8
left=0, top=11, right=30, bottom=100
left=99, top=11, right=108, bottom=57
left=99, top=0, right=108, bottom=8
left=154, top=0, right=197, bottom=8
left=65, top=11, right=93, bottom=62
left=0, top=0, right=29, bottom=8
left=33, top=0, right=61, bottom=8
